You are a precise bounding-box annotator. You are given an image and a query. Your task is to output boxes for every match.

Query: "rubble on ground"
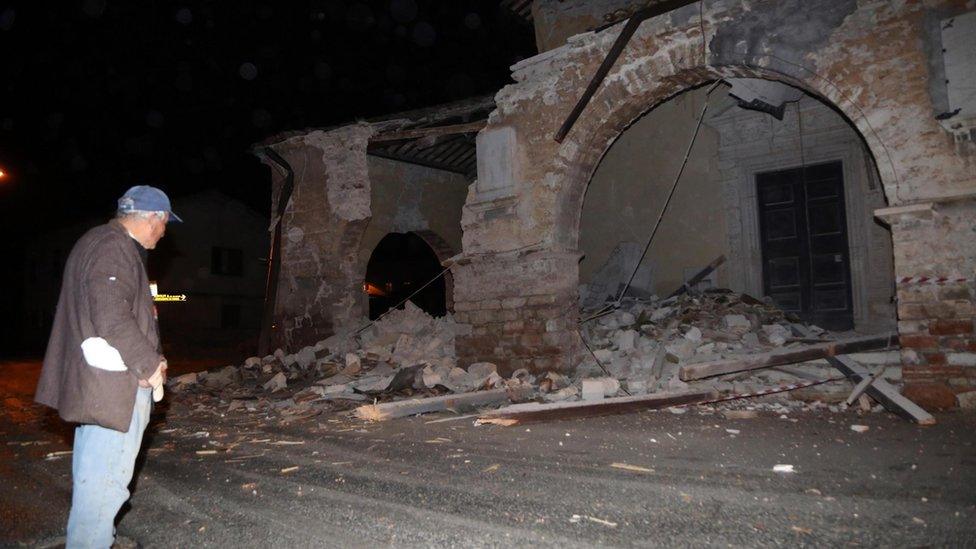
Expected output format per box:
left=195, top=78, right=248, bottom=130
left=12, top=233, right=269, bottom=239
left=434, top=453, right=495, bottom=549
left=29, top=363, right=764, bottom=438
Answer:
left=168, top=302, right=521, bottom=421
left=576, top=289, right=901, bottom=403
left=168, top=290, right=902, bottom=423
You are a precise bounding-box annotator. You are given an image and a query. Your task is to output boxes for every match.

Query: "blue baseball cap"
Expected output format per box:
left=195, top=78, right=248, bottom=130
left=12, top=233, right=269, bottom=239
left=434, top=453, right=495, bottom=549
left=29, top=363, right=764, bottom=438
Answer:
left=117, top=185, right=183, bottom=223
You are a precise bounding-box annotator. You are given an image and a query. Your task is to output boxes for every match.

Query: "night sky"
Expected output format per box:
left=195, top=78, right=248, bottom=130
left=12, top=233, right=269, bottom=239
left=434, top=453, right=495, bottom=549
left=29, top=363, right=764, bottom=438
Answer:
left=0, top=1, right=534, bottom=228
left=0, top=1, right=534, bottom=353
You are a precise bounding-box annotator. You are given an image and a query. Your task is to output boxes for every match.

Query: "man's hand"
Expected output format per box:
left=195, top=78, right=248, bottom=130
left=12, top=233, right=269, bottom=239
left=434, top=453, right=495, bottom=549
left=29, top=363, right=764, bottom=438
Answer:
left=138, top=359, right=168, bottom=388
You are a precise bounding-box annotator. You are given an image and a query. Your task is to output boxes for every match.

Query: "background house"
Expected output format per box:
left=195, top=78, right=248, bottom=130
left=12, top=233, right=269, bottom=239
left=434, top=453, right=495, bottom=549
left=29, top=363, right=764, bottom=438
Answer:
left=18, top=190, right=269, bottom=366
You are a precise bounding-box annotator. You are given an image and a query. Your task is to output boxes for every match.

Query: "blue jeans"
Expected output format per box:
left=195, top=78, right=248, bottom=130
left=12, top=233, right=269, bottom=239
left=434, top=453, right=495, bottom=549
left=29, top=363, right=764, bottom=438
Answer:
left=66, top=387, right=152, bottom=549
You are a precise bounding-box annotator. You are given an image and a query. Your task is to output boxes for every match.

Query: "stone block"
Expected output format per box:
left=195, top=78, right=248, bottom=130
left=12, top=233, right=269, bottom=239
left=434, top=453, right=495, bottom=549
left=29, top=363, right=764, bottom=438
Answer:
left=947, top=353, right=976, bottom=367
left=897, top=302, right=927, bottom=320
left=581, top=379, right=604, bottom=400
left=475, top=126, right=518, bottom=199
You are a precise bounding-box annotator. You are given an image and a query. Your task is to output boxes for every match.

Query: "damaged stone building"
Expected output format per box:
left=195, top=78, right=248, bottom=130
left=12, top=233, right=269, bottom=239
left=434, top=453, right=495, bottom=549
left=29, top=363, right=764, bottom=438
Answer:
left=254, top=0, right=976, bottom=404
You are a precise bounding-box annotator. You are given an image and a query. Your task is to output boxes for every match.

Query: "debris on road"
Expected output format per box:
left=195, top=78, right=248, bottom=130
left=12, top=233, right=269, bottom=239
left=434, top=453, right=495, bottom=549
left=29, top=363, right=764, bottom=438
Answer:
left=354, top=386, right=533, bottom=421
left=610, top=462, right=654, bottom=473
left=166, top=289, right=923, bottom=427
left=474, top=390, right=717, bottom=426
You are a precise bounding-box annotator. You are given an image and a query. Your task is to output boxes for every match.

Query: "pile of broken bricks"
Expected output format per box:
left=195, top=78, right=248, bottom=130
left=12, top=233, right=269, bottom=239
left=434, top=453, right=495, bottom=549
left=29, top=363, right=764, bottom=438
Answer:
left=168, top=290, right=929, bottom=426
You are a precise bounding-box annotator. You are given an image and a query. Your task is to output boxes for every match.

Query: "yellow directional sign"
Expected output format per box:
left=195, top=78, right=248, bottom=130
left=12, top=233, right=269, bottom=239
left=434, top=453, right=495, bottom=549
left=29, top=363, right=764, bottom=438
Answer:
left=154, top=294, right=187, bottom=302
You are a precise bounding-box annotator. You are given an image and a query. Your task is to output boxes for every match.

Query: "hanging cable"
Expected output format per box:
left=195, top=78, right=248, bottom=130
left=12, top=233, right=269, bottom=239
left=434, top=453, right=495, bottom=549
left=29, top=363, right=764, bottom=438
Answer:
left=591, top=79, right=723, bottom=317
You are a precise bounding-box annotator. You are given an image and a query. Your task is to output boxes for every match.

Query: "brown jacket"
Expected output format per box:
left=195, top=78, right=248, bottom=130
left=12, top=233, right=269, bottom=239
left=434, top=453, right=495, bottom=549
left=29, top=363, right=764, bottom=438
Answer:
left=35, top=220, right=162, bottom=432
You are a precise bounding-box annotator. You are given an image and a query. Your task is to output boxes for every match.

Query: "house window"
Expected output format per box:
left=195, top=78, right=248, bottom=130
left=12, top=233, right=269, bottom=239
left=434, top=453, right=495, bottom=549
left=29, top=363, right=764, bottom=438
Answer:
left=221, top=303, right=241, bottom=329
left=211, top=247, right=243, bottom=276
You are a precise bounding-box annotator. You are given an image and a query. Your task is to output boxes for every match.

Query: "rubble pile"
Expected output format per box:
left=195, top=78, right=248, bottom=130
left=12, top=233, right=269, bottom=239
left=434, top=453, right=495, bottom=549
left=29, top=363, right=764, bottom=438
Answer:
left=168, top=302, right=533, bottom=419
left=576, top=289, right=899, bottom=401
left=169, top=290, right=901, bottom=422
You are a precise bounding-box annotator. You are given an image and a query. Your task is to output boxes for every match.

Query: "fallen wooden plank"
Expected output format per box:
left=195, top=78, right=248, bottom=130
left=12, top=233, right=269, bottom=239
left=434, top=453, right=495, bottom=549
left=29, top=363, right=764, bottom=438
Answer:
left=475, top=390, right=717, bottom=426
left=826, top=355, right=936, bottom=426
left=787, top=324, right=934, bottom=425
left=353, top=387, right=532, bottom=421
left=667, top=255, right=727, bottom=298
left=679, top=333, right=898, bottom=381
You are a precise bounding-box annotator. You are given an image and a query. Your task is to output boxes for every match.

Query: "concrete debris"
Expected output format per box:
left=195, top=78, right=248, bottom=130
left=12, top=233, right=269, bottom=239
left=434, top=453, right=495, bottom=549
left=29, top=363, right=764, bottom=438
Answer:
left=262, top=372, right=287, bottom=392
left=167, top=302, right=542, bottom=420
left=578, top=290, right=902, bottom=406
left=168, top=289, right=907, bottom=425
left=544, top=386, right=579, bottom=402
left=581, top=379, right=605, bottom=401
left=958, top=391, right=976, bottom=410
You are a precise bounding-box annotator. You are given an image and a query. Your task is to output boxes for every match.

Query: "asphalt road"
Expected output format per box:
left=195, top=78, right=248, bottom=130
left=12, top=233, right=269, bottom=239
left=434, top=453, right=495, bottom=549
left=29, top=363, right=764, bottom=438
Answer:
left=2, top=359, right=976, bottom=548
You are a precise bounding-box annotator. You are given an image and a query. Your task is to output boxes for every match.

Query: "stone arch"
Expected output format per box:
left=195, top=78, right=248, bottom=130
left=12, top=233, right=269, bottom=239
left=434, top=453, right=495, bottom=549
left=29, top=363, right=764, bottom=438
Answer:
left=411, top=229, right=457, bottom=312
left=363, top=230, right=453, bottom=319
left=551, top=63, right=897, bottom=253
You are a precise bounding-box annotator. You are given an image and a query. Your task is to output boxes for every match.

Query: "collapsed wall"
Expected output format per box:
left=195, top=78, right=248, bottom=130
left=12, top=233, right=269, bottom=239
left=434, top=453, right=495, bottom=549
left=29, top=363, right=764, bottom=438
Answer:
left=454, top=0, right=976, bottom=398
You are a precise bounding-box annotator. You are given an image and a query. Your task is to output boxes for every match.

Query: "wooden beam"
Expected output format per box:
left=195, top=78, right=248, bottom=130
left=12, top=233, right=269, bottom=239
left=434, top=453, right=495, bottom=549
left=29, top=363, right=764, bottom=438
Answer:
left=553, top=0, right=702, bottom=143
left=353, top=387, right=532, bottom=421
left=475, top=390, right=717, bottom=426
left=678, top=333, right=899, bottom=381
left=785, top=325, right=934, bottom=425
left=667, top=254, right=726, bottom=298
left=371, top=120, right=487, bottom=142
left=826, top=355, right=935, bottom=426
left=367, top=150, right=470, bottom=176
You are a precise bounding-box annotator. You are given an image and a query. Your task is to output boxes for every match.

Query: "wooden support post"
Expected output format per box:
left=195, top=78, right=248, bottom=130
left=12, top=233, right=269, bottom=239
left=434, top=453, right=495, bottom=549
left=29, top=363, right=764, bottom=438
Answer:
left=786, top=324, right=935, bottom=425
left=678, top=333, right=899, bottom=381
left=827, top=355, right=936, bottom=426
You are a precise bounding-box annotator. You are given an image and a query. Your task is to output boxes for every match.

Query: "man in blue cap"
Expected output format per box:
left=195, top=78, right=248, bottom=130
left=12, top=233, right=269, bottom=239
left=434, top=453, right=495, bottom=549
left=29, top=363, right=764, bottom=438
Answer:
left=36, top=185, right=182, bottom=548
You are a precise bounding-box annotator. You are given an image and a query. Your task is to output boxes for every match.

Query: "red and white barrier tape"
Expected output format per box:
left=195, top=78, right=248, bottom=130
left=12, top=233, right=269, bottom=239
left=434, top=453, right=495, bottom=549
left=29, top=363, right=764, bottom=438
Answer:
left=897, top=276, right=971, bottom=286
left=694, top=376, right=847, bottom=405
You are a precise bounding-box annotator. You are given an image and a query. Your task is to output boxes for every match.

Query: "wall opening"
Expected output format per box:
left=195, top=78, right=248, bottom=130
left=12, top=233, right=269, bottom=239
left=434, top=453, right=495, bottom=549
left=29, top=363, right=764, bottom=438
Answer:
left=756, top=160, right=853, bottom=330
left=577, top=79, right=896, bottom=332
left=364, top=231, right=447, bottom=320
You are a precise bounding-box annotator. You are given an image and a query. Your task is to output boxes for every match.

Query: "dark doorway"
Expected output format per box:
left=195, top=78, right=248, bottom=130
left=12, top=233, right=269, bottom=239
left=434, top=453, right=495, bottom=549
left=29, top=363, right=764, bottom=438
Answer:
left=757, top=161, right=854, bottom=330
left=364, top=232, right=446, bottom=320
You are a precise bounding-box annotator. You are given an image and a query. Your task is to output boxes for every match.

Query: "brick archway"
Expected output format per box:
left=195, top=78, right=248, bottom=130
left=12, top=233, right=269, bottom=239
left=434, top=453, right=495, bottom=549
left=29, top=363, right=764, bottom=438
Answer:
left=455, top=1, right=975, bottom=378
left=552, top=65, right=898, bottom=253
left=410, top=229, right=457, bottom=312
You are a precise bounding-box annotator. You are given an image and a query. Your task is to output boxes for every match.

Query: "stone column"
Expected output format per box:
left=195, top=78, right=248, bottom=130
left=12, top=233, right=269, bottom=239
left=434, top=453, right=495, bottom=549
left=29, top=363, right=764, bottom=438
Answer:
left=261, top=124, right=373, bottom=351
left=452, top=249, right=580, bottom=376
left=879, top=195, right=976, bottom=408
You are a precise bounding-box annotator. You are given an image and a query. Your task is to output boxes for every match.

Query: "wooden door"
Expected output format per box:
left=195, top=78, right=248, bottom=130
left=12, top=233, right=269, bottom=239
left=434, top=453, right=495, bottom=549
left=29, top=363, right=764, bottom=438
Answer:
left=756, top=161, right=853, bottom=330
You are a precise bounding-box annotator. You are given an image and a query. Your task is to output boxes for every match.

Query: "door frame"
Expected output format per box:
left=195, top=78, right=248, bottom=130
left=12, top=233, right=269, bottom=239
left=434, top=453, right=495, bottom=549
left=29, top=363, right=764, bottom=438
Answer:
left=755, top=160, right=855, bottom=329
left=720, top=138, right=876, bottom=330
